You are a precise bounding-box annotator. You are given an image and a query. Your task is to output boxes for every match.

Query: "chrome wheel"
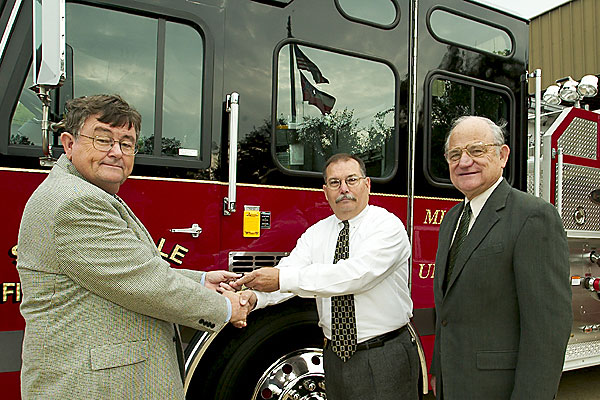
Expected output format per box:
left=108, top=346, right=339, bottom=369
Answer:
left=252, top=348, right=326, bottom=400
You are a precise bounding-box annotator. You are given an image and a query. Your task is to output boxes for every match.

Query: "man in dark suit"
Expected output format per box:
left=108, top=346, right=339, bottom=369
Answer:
left=430, top=116, right=572, bottom=399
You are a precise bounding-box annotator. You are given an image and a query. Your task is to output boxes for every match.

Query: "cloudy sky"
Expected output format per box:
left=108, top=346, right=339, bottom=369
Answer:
left=472, top=0, right=571, bottom=19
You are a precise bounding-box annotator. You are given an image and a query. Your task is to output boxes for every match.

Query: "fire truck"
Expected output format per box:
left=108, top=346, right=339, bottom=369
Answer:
left=1, top=0, right=600, bottom=398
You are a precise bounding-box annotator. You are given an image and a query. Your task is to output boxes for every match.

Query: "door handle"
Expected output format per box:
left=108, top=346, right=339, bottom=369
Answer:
left=170, top=223, right=203, bottom=238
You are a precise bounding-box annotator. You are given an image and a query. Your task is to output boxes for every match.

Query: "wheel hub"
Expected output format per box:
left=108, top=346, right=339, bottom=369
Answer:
left=252, top=348, right=326, bottom=400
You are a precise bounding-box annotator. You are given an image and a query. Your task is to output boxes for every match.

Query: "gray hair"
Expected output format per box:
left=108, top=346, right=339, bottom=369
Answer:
left=444, top=116, right=506, bottom=154
left=322, top=153, right=367, bottom=180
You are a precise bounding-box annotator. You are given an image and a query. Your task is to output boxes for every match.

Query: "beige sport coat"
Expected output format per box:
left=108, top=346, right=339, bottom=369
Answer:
left=17, top=155, right=229, bottom=399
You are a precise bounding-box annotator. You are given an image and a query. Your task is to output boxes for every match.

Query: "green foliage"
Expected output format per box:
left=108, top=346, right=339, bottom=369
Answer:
left=297, top=107, right=393, bottom=157
left=10, top=133, right=34, bottom=146
left=138, top=135, right=182, bottom=156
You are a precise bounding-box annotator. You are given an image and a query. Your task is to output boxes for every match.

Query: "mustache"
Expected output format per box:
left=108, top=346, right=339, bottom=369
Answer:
left=335, top=193, right=357, bottom=203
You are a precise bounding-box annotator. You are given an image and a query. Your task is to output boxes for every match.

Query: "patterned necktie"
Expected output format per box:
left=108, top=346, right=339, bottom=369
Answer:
left=444, top=202, right=472, bottom=292
left=331, top=220, right=357, bottom=362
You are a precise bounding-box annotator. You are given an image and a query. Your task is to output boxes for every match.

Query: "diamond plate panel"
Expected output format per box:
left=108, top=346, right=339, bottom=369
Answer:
left=565, top=341, right=600, bottom=361
left=558, top=163, right=600, bottom=230
left=527, top=168, right=543, bottom=196
left=565, top=340, right=600, bottom=361
left=557, top=117, right=598, bottom=160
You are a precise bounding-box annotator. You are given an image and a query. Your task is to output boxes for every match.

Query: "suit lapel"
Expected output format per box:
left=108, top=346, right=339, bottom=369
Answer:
left=113, top=195, right=158, bottom=252
left=445, top=180, right=511, bottom=294
left=57, top=154, right=160, bottom=257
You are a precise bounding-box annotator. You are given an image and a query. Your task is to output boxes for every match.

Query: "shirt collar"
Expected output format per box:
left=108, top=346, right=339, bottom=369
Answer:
left=335, top=204, right=370, bottom=228
left=467, top=176, right=503, bottom=220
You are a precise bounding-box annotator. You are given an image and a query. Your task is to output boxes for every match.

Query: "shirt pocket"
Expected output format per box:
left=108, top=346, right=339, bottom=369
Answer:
left=476, top=350, right=518, bottom=370
left=90, top=339, right=149, bottom=370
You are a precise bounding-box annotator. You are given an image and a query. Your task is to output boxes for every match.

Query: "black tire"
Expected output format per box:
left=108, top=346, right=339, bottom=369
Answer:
left=186, top=297, right=323, bottom=399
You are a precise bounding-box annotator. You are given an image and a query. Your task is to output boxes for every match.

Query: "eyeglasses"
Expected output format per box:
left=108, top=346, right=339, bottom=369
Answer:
left=325, top=176, right=366, bottom=190
left=445, top=142, right=502, bottom=163
left=79, top=134, right=138, bottom=155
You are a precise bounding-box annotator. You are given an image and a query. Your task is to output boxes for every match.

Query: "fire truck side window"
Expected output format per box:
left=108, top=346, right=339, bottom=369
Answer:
left=274, top=44, right=396, bottom=178
left=10, top=68, right=41, bottom=147
left=335, top=0, right=399, bottom=27
left=66, top=4, right=158, bottom=154
left=160, top=22, right=203, bottom=158
left=428, top=8, right=513, bottom=57
left=9, top=3, right=205, bottom=165
left=427, top=76, right=512, bottom=182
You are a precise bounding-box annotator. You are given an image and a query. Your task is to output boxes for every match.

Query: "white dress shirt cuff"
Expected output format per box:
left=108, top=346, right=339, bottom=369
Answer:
left=200, top=272, right=206, bottom=286
left=224, top=297, right=232, bottom=323
left=254, top=290, right=267, bottom=309
left=278, top=267, right=299, bottom=293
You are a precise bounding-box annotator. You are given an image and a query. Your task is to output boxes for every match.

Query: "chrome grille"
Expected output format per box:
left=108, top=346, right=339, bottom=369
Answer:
left=229, top=252, right=289, bottom=273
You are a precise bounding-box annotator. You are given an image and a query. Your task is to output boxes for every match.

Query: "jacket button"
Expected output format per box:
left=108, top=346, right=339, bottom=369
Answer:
left=441, top=320, right=448, bottom=326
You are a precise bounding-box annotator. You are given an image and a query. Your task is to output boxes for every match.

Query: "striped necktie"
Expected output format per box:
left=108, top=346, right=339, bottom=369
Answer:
left=330, top=220, right=357, bottom=362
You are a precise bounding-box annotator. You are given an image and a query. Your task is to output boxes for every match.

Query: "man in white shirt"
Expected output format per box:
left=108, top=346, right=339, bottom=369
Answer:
left=430, top=116, right=572, bottom=399
left=231, top=153, right=418, bottom=400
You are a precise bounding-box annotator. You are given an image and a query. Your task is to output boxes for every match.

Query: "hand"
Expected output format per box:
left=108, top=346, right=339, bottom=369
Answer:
left=239, top=290, right=257, bottom=311
left=205, top=270, right=241, bottom=291
left=231, top=267, right=280, bottom=292
left=220, top=290, right=251, bottom=328
left=217, top=286, right=257, bottom=311
left=430, top=375, right=436, bottom=397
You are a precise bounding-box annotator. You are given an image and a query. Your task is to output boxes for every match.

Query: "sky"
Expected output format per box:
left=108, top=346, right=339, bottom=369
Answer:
left=472, top=0, right=571, bottom=19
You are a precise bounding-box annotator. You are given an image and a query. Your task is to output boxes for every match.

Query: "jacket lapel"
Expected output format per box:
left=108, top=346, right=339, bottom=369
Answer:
left=57, top=154, right=159, bottom=256
left=445, top=180, right=511, bottom=294
left=113, top=195, right=159, bottom=254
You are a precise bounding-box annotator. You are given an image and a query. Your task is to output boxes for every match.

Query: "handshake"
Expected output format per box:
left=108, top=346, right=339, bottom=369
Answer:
left=204, top=267, right=280, bottom=329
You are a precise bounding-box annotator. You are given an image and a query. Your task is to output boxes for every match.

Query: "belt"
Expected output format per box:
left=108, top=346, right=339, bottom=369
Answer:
left=324, top=325, right=407, bottom=351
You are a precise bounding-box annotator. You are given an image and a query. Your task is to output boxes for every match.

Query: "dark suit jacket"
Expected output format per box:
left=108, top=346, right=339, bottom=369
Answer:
left=431, top=179, right=572, bottom=399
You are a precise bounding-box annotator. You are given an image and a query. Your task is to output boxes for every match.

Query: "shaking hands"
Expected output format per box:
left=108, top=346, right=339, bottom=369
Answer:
left=205, top=268, right=279, bottom=328
left=204, top=270, right=257, bottom=328
left=219, top=290, right=256, bottom=328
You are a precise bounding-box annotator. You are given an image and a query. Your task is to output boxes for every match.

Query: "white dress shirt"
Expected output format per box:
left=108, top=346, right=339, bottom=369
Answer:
left=254, top=204, right=413, bottom=343
left=450, top=176, right=505, bottom=245
left=467, top=176, right=504, bottom=231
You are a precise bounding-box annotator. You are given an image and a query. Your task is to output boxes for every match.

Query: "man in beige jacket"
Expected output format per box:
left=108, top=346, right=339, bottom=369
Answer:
left=17, top=94, right=249, bottom=399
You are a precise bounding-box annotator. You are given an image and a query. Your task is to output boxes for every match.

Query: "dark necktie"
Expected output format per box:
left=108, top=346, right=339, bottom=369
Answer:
left=444, top=202, right=472, bottom=292
left=330, top=220, right=357, bottom=362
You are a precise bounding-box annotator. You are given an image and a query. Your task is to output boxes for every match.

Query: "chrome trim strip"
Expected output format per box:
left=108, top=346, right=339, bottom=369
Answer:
left=0, top=0, right=24, bottom=63
left=407, top=322, right=429, bottom=395
left=407, top=0, right=419, bottom=288
left=183, top=328, right=223, bottom=394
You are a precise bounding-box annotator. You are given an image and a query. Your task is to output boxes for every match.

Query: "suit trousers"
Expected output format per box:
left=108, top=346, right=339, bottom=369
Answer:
left=323, top=328, right=419, bottom=400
